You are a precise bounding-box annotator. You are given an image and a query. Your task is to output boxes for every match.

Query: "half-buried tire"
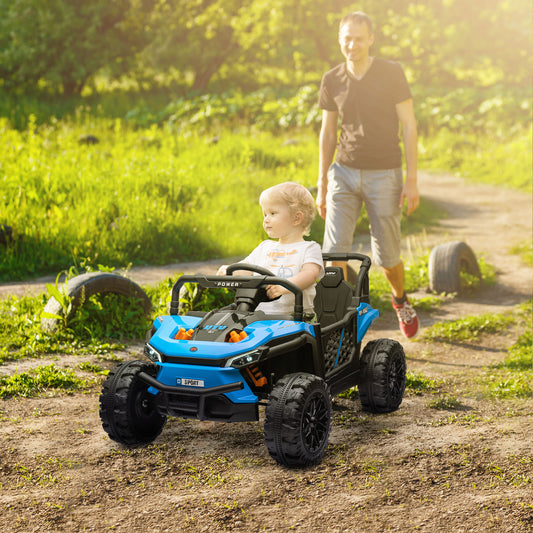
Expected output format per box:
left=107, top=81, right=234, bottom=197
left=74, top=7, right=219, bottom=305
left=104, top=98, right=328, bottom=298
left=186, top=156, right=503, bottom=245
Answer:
left=42, top=272, right=152, bottom=332
left=428, top=241, right=481, bottom=295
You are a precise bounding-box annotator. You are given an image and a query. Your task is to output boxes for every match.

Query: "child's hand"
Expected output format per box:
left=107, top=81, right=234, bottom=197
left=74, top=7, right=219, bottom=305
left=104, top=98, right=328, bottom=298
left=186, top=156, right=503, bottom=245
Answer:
left=216, top=265, right=228, bottom=276
left=265, top=284, right=288, bottom=300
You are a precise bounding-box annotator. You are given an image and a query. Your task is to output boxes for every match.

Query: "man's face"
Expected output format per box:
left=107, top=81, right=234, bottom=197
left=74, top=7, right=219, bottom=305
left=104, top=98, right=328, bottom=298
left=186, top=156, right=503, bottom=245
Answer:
left=338, top=21, right=374, bottom=63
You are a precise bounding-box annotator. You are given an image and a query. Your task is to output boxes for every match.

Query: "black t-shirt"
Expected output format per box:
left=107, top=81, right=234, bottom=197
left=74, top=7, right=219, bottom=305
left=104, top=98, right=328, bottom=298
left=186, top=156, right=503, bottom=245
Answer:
left=319, top=59, right=412, bottom=169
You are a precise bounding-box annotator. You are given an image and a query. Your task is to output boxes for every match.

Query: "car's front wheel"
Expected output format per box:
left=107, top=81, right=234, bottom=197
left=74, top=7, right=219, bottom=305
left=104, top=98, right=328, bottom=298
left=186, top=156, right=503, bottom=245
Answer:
left=99, top=360, right=166, bottom=446
left=264, top=373, right=332, bottom=468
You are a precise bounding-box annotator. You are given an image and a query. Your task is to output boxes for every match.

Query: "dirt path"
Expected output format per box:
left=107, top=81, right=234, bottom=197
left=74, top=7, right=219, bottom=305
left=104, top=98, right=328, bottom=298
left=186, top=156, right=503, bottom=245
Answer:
left=0, top=171, right=532, bottom=532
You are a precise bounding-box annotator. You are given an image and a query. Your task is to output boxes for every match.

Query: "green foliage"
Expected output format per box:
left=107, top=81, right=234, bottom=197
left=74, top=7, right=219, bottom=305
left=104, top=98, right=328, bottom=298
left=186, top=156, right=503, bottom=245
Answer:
left=422, top=313, right=514, bottom=343
left=427, top=395, right=462, bottom=410
left=484, top=371, right=533, bottom=400
left=0, top=0, right=152, bottom=96
left=78, top=361, right=107, bottom=375
left=2, top=0, right=531, bottom=99
left=67, top=292, right=150, bottom=342
left=405, top=371, right=441, bottom=395
left=510, top=241, right=533, bottom=267
left=419, top=128, right=532, bottom=192
left=0, top=119, right=318, bottom=280
left=178, top=284, right=233, bottom=315
left=368, top=251, right=434, bottom=313
left=0, top=268, right=248, bottom=366
left=492, top=302, right=532, bottom=373
left=0, top=293, right=123, bottom=365
left=0, top=364, right=89, bottom=398
left=124, top=86, right=322, bottom=132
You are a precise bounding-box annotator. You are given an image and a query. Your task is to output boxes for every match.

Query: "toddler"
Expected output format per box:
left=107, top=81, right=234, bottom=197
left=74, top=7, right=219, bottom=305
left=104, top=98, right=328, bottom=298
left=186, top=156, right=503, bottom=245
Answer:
left=218, top=182, right=324, bottom=316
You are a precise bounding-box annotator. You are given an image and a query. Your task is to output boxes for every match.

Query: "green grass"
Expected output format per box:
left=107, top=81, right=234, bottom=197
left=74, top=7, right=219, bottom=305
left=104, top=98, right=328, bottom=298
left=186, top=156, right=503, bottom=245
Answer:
left=1, top=94, right=526, bottom=283
left=405, top=371, right=441, bottom=395
left=0, top=364, right=90, bottom=398
left=419, top=128, right=532, bottom=192
left=427, top=395, right=462, bottom=410
left=510, top=241, right=533, bottom=266
left=0, top=116, right=329, bottom=280
left=421, top=312, right=515, bottom=343
left=482, top=302, right=533, bottom=399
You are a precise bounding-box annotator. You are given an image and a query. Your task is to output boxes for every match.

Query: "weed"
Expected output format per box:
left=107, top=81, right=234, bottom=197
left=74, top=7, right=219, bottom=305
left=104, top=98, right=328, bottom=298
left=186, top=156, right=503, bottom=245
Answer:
left=337, top=387, right=358, bottom=400
left=405, top=371, right=441, bottom=395
left=0, top=364, right=90, bottom=398
left=510, top=241, right=533, bottom=266
left=483, top=373, right=532, bottom=399
left=427, top=395, right=462, bottom=410
left=429, top=413, right=488, bottom=427
left=78, top=361, right=107, bottom=375
left=481, top=306, right=532, bottom=399
left=410, top=295, right=444, bottom=312
left=421, top=312, right=514, bottom=342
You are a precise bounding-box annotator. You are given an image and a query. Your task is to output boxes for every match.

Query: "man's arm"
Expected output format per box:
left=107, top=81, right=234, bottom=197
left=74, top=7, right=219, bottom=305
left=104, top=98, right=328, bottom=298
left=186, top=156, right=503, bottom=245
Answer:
left=396, top=98, right=419, bottom=216
left=316, top=109, right=338, bottom=219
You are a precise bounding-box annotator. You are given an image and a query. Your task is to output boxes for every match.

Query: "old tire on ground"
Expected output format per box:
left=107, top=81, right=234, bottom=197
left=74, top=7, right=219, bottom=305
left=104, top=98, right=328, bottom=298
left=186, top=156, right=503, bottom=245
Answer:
left=99, top=360, right=167, bottom=446
left=428, top=241, right=481, bottom=294
left=358, top=339, right=406, bottom=414
left=264, top=373, right=332, bottom=468
left=41, top=272, right=151, bottom=332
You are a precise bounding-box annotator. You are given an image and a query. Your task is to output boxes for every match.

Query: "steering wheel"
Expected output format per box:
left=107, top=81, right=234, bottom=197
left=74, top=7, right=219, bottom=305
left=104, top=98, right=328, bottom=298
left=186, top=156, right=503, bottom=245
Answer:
left=170, top=265, right=304, bottom=319
left=226, top=263, right=280, bottom=304
left=226, top=263, right=274, bottom=277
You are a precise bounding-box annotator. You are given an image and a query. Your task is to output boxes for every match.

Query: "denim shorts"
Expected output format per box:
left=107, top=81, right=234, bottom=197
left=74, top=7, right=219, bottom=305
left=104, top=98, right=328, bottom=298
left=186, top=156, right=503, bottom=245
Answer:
left=322, top=162, right=403, bottom=268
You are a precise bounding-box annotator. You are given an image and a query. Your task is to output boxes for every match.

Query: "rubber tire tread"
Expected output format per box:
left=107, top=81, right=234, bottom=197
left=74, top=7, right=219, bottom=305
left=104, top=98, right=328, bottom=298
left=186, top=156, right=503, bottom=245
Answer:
left=428, top=241, right=481, bottom=294
left=42, top=272, right=151, bottom=332
left=99, top=360, right=167, bottom=446
left=264, top=373, right=332, bottom=468
left=358, top=339, right=406, bottom=414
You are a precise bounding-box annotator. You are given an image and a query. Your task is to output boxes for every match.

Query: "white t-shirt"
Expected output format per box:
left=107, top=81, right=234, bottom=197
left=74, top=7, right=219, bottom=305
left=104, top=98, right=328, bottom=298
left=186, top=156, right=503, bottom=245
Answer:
left=241, top=240, right=324, bottom=315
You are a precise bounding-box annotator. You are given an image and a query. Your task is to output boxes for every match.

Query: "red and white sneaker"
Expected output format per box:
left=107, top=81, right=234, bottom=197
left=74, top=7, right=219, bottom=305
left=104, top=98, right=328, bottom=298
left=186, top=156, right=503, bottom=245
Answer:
left=392, top=296, right=419, bottom=339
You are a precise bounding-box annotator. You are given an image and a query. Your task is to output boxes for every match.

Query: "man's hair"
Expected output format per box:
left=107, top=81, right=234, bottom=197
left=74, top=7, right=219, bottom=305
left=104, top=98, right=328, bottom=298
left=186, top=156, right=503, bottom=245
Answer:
left=339, top=11, right=373, bottom=35
left=259, top=182, right=316, bottom=236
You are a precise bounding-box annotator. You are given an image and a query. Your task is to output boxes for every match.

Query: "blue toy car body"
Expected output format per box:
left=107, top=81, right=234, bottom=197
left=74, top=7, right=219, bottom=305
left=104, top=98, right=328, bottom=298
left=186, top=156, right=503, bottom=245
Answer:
left=100, top=253, right=406, bottom=467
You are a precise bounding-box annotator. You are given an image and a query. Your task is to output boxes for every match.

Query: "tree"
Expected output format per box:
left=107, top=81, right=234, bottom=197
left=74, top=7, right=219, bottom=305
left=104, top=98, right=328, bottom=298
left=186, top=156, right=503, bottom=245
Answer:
left=0, top=0, right=154, bottom=96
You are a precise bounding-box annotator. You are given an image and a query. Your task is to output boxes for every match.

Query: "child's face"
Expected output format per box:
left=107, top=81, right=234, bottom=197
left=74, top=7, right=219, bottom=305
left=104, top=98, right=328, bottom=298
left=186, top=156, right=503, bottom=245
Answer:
left=261, top=199, right=298, bottom=240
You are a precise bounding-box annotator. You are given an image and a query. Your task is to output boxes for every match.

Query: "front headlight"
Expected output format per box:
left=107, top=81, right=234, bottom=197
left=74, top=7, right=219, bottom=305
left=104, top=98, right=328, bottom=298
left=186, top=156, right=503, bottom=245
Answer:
left=225, top=349, right=263, bottom=368
left=144, top=343, right=163, bottom=363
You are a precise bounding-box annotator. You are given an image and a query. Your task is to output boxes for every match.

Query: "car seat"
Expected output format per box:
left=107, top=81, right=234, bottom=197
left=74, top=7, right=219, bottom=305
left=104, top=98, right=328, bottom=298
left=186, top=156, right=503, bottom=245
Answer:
left=314, top=267, right=356, bottom=327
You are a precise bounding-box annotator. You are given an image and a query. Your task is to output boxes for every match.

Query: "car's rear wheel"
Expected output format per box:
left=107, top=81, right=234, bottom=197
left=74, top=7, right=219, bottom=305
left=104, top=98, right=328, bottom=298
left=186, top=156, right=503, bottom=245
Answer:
left=99, top=360, right=166, bottom=446
left=264, top=373, right=332, bottom=468
left=358, top=339, right=406, bottom=413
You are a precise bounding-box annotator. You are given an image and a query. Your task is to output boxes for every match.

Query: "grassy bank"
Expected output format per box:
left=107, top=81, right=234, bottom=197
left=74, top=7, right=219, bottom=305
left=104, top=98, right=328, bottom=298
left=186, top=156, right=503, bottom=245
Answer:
left=1, top=119, right=445, bottom=281
left=0, top=87, right=530, bottom=281
left=419, top=128, right=531, bottom=191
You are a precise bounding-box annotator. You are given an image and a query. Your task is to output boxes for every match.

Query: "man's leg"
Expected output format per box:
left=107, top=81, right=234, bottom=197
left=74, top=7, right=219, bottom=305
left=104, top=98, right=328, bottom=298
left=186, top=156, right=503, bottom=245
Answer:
left=363, top=169, right=419, bottom=338
left=383, top=260, right=419, bottom=338
left=323, top=164, right=362, bottom=279
left=381, top=260, right=404, bottom=299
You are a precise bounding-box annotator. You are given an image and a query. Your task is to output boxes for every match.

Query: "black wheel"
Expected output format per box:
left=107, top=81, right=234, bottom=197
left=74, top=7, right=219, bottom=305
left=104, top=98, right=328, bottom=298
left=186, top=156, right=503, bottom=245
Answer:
left=264, top=373, right=332, bottom=468
left=428, top=241, right=481, bottom=294
left=42, top=272, right=152, bottom=332
left=358, top=339, right=406, bottom=414
left=99, top=360, right=167, bottom=446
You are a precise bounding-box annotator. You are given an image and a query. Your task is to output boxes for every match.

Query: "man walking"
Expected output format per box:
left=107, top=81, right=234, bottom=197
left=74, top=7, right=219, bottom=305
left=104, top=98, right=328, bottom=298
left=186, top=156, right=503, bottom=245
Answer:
left=316, top=11, right=420, bottom=338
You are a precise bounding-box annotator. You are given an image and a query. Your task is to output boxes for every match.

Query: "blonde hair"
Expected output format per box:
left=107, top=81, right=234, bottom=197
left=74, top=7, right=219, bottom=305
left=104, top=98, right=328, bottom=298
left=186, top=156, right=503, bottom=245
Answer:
left=259, top=182, right=316, bottom=236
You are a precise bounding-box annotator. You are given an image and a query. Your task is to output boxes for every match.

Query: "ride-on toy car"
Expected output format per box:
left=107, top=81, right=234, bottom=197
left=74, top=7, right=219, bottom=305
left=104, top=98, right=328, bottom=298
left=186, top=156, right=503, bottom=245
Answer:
left=99, top=253, right=406, bottom=468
